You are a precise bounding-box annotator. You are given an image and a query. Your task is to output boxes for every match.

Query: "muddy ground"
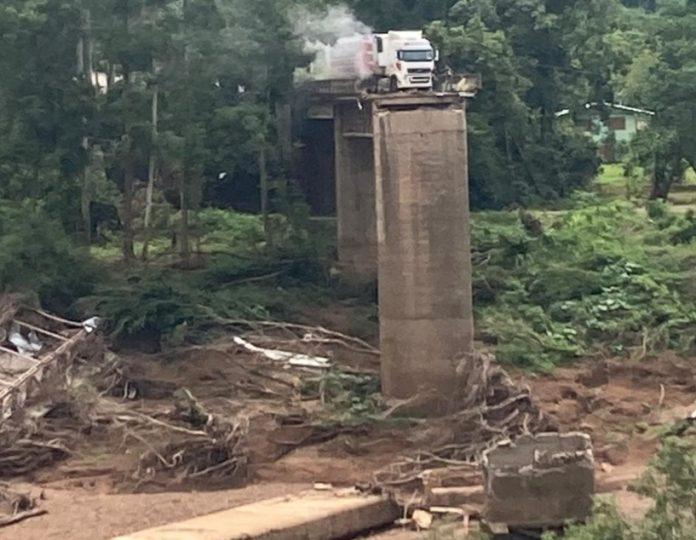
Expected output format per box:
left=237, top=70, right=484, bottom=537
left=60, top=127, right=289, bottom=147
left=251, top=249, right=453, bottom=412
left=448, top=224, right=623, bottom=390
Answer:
left=4, top=338, right=695, bottom=539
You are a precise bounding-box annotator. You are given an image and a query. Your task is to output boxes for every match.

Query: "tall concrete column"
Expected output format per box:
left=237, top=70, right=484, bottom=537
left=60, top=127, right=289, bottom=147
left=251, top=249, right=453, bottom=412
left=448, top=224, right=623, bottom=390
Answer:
left=334, top=102, right=378, bottom=283
left=374, top=103, right=474, bottom=399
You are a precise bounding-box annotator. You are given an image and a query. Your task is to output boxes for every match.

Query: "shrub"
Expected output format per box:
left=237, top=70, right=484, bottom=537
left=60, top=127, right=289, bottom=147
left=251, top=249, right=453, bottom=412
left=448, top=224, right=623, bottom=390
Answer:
left=545, top=431, right=696, bottom=540
left=0, top=200, right=96, bottom=312
left=473, top=202, right=696, bottom=369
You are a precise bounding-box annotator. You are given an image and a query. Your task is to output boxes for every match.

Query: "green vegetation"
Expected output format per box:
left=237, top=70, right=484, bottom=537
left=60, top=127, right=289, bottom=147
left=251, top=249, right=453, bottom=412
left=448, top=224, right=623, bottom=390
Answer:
left=1, top=2, right=696, bottom=361
left=0, top=201, right=96, bottom=313
left=544, top=431, right=696, bottom=540
left=84, top=210, right=332, bottom=348
left=301, top=370, right=383, bottom=426
left=473, top=202, right=696, bottom=370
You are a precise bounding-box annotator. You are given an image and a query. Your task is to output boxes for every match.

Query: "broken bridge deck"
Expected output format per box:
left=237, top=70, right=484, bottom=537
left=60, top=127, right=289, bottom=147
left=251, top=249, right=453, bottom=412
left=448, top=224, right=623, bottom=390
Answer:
left=113, top=490, right=400, bottom=540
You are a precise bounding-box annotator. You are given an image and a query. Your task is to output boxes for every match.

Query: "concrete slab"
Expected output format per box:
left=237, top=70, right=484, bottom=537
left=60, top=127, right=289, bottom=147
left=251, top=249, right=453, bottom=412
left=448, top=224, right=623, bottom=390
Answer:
left=483, top=433, right=595, bottom=529
left=112, top=491, right=400, bottom=540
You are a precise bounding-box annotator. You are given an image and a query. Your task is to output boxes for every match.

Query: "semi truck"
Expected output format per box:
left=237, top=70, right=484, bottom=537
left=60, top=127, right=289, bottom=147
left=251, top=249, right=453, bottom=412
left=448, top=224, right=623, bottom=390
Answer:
left=316, top=30, right=438, bottom=92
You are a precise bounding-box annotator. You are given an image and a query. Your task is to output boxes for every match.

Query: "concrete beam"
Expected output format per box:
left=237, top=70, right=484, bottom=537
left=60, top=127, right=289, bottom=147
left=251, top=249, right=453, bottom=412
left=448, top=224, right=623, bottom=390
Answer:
left=374, top=103, right=474, bottom=400
left=112, top=492, right=399, bottom=540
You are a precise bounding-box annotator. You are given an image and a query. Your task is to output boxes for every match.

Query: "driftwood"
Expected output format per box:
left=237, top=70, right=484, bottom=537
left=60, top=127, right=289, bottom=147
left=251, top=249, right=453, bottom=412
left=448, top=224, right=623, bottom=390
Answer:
left=200, top=307, right=380, bottom=357
left=0, top=304, right=97, bottom=424
left=0, top=508, right=47, bottom=528
left=373, top=351, right=553, bottom=501
left=0, top=483, right=45, bottom=528
left=0, top=329, right=90, bottom=422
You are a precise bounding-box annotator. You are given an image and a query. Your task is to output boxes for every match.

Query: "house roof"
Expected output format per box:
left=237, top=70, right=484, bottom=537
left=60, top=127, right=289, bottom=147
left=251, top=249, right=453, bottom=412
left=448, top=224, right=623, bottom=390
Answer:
left=555, top=101, right=655, bottom=118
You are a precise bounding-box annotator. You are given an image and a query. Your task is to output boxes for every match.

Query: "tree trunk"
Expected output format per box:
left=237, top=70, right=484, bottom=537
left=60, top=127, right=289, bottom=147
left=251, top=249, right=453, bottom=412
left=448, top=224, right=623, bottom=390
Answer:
left=107, top=63, right=115, bottom=91
left=84, top=8, right=94, bottom=89
left=142, top=78, right=159, bottom=261
left=81, top=168, right=92, bottom=245
left=76, top=36, right=84, bottom=76
left=179, top=174, right=190, bottom=262
left=122, top=158, right=136, bottom=261
left=259, top=145, right=270, bottom=245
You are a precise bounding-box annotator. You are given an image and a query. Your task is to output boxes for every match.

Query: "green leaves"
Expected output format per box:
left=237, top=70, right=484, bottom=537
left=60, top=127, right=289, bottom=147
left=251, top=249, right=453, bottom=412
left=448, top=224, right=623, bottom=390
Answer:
left=0, top=200, right=96, bottom=312
left=549, top=433, right=696, bottom=540
left=474, top=202, right=696, bottom=370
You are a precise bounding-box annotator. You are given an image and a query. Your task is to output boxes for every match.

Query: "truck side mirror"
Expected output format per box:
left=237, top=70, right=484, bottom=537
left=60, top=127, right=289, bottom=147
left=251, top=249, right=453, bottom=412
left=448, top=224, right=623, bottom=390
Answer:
left=435, top=49, right=440, bottom=62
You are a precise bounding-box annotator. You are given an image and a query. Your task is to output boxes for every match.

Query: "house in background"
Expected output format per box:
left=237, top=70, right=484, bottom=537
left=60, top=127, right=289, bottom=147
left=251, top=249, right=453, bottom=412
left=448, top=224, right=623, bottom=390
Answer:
left=556, top=102, right=655, bottom=162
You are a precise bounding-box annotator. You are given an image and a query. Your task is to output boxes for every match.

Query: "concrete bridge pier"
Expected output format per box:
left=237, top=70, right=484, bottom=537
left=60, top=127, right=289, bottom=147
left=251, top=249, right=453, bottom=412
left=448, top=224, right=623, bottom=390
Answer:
left=333, top=101, right=378, bottom=284
left=373, top=97, right=474, bottom=400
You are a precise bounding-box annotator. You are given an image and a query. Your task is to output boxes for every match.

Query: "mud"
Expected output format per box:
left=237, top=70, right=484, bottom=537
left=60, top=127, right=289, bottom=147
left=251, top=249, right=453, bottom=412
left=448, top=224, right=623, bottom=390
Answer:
left=4, top=349, right=694, bottom=539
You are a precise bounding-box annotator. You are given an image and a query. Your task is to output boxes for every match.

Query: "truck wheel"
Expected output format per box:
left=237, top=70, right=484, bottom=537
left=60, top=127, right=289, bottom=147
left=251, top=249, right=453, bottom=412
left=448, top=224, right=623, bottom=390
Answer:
left=389, top=76, right=398, bottom=93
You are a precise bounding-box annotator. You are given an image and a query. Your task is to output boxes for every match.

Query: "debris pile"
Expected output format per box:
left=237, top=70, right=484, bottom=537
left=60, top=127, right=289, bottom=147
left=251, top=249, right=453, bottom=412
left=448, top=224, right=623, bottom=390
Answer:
left=0, top=296, right=102, bottom=423
left=374, top=352, right=554, bottom=496
left=0, top=298, right=250, bottom=489
left=115, top=394, right=249, bottom=487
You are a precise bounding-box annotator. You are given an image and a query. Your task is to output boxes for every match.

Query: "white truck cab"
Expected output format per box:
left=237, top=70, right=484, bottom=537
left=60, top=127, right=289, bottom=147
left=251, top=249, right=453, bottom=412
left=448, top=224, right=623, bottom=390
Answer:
left=316, top=30, right=438, bottom=92
left=375, top=31, right=437, bottom=91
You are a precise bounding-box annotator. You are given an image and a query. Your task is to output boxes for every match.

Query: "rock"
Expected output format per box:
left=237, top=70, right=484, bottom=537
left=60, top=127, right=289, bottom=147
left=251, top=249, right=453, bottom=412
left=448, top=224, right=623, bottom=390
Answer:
left=579, top=422, right=594, bottom=433
left=635, top=422, right=649, bottom=434
left=600, top=462, right=614, bottom=473
left=601, top=442, right=630, bottom=466
left=412, top=509, right=433, bottom=530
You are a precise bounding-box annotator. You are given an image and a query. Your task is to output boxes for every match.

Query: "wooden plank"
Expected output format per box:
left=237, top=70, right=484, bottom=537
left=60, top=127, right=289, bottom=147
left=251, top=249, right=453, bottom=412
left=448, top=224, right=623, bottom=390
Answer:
left=112, top=492, right=400, bottom=540
left=0, top=346, right=39, bottom=364
left=26, top=307, right=82, bottom=328
left=0, top=329, right=88, bottom=422
left=15, top=320, right=68, bottom=341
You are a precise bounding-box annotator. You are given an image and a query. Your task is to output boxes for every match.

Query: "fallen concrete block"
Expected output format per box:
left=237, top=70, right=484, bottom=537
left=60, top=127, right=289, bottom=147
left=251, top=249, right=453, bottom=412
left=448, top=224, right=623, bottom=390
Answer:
left=112, top=491, right=400, bottom=540
left=483, top=432, right=594, bottom=529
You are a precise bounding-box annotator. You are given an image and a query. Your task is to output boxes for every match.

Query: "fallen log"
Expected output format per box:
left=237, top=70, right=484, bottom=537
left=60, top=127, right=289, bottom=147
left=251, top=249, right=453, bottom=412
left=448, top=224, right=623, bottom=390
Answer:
left=0, top=508, right=47, bottom=528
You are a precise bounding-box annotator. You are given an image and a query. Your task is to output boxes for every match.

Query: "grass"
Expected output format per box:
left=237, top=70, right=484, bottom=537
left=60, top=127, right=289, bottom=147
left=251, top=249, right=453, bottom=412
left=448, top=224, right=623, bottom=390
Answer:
left=596, top=163, right=627, bottom=186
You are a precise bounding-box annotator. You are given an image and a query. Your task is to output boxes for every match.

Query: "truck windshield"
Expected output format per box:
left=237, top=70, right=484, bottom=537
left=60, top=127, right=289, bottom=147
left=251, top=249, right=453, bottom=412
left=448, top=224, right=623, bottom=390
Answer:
left=398, top=49, right=434, bottom=62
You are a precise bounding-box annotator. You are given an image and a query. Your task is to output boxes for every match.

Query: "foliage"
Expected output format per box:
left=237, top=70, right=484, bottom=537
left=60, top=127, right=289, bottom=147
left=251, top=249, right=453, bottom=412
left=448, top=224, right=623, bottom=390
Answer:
left=544, top=499, right=633, bottom=540
left=637, top=435, right=696, bottom=539
left=301, top=370, right=383, bottom=426
left=474, top=202, right=696, bottom=370
left=619, top=1, right=696, bottom=199
left=545, top=430, right=696, bottom=540
left=88, top=209, right=332, bottom=347
left=0, top=200, right=96, bottom=312
left=424, top=0, right=613, bottom=207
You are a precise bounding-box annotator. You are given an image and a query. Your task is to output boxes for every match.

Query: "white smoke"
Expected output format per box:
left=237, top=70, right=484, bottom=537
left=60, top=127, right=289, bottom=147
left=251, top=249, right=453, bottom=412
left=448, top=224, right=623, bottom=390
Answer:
left=289, top=5, right=373, bottom=82
left=290, top=5, right=371, bottom=47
